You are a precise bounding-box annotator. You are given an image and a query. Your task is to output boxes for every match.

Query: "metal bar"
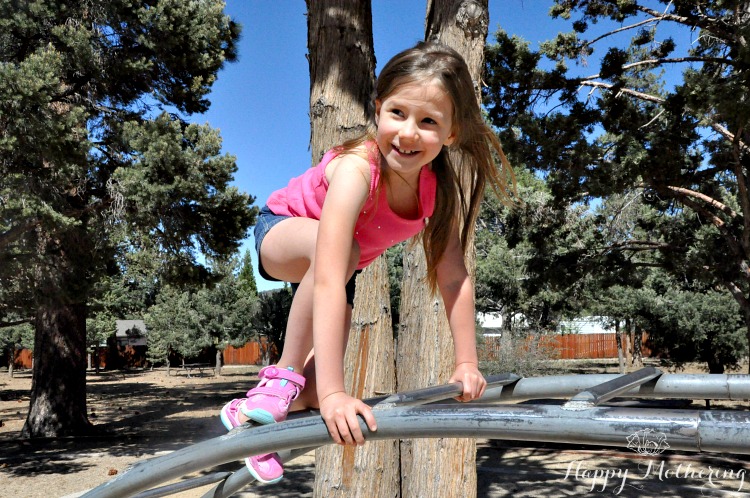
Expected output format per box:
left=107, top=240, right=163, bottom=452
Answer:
left=482, top=373, right=750, bottom=402
left=200, top=447, right=316, bottom=498
left=371, top=373, right=520, bottom=409
left=200, top=373, right=520, bottom=498
left=82, top=404, right=750, bottom=498
left=563, top=367, right=663, bottom=409
left=131, top=472, right=231, bottom=498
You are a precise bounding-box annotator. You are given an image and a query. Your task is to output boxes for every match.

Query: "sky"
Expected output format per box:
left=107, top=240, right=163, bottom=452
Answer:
left=191, top=1, right=686, bottom=291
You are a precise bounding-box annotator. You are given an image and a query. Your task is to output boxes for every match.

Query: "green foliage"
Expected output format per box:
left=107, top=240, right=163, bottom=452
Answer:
left=144, top=255, right=259, bottom=366
left=253, top=287, right=293, bottom=363
left=0, top=1, right=256, bottom=433
left=483, top=0, right=750, bottom=369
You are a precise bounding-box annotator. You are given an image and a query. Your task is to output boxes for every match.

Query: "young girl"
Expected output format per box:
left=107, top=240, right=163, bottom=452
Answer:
left=220, top=41, right=515, bottom=484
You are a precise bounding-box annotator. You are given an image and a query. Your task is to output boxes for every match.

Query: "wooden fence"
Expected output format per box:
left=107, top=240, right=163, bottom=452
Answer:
left=481, top=332, right=652, bottom=361
left=5, top=333, right=652, bottom=371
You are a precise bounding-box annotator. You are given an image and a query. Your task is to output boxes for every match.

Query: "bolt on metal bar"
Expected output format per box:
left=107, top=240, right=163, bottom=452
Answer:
left=563, top=367, right=663, bottom=409
left=83, top=403, right=750, bottom=498
left=482, top=373, right=750, bottom=402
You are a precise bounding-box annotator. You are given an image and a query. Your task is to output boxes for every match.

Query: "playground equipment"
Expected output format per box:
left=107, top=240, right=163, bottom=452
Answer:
left=82, top=367, right=750, bottom=498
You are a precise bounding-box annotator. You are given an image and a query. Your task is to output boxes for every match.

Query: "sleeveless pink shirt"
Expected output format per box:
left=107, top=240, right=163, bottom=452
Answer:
left=266, top=147, right=437, bottom=269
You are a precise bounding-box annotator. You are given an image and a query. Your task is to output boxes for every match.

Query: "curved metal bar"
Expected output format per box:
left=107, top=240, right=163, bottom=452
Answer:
left=483, top=373, right=750, bottom=402
left=199, top=373, right=520, bottom=498
left=131, top=472, right=231, bottom=498
left=200, top=447, right=317, bottom=498
left=83, top=404, right=750, bottom=498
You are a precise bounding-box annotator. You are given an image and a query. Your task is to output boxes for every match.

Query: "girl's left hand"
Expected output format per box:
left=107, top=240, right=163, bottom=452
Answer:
left=449, top=362, right=487, bottom=402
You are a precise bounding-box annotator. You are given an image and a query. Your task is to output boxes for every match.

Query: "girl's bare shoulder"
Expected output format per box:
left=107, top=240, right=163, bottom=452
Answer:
left=325, top=144, right=373, bottom=187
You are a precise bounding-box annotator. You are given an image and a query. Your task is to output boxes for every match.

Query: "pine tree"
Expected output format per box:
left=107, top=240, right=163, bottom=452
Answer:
left=0, top=0, right=256, bottom=436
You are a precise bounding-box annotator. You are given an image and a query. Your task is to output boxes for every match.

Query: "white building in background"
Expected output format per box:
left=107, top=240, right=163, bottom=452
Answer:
left=115, top=320, right=148, bottom=346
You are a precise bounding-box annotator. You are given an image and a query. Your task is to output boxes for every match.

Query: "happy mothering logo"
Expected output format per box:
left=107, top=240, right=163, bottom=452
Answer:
left=626, top=428, right=670, bottom=455
left=561, top=429, right=747, bottom=495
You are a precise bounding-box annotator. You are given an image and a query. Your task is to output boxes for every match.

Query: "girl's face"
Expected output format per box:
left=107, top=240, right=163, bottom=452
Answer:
left=375, top=79, right=456, bottom=179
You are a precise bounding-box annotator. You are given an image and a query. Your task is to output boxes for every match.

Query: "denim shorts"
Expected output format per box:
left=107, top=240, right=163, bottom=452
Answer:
left=254, top=205, right=360, bottom=306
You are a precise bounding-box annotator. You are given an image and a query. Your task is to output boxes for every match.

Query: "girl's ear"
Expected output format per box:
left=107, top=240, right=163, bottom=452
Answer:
left=444, top=131, right=456, bottom=147
left=374, top=99, right=382, bottom=125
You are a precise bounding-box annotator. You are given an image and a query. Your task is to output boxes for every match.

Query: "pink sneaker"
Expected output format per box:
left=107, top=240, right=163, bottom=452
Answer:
left=219, top=397, right=248, bottom=432
left=241, top=365, right=306, bottom=425
left=246, top=453, right=285, bottom=484
left=219, top=366, right=305, bottom=484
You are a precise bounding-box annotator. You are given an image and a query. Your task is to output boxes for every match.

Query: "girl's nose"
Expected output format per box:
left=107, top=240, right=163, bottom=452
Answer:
left=399, top=120, right=418, bottom=140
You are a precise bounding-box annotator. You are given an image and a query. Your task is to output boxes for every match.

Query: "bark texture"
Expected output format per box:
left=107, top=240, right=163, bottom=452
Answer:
left=306, top=2, right=399, bottom=496
left=314, top=257, right=399, bottom=497
left=23, top=226, right=91, bottom=437
left=306, top=0, right=376, bottom=164
left=396, top=2, right=489, bottom=497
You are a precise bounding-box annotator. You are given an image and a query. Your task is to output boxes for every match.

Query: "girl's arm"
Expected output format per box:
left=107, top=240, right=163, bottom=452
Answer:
left=313, top=152, right=378, bottom=445
left=436, top=229, right=487, bottom=402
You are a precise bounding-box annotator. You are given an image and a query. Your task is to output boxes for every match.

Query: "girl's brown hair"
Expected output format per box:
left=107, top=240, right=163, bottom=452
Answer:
left=341, top=41, right=516, bottom=291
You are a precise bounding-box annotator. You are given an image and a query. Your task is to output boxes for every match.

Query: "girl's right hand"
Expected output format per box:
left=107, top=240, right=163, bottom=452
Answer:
left=319, top=391, right=378, bottom=446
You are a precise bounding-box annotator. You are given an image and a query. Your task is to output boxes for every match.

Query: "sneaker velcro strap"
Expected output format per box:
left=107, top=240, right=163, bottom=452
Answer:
left=247, top=386, right=299, bottom=401
left=258, top=365, right=306, bottom=388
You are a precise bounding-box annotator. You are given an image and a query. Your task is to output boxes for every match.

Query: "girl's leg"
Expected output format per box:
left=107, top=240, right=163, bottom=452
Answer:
left=292, top=302, right=352, bottom=411
left=248, top=216, right=359, bottom=408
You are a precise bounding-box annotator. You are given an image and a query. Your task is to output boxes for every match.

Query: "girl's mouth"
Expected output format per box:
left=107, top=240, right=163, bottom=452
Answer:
left=394, top=145, right=418, bottom=156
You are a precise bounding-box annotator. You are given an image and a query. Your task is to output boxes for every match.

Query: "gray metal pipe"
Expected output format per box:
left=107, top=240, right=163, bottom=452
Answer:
left=483, top=373, right=750, bottom=402
left=83, top=404, right=750, bottom=498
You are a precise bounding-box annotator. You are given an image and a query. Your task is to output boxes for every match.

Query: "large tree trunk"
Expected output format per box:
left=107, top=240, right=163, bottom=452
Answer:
left=306, top=0, right=375, bottom=165
left=306, top=2, right=399, bottom=496
left=396, top=2, right=489, bottom=497
left=314, top=257, right=399, bottom=496
left=23, top=225, right=92, bottom=437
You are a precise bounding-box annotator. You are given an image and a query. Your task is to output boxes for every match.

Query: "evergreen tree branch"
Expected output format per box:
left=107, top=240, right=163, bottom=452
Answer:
left=622, top=1, right=736, bottom=42
left=665, top=185, right=739, bottom=220
left=577, top=80, right=749, bottom=151
left=582, top=56, right=735, bottom=80
left=0, top=318, right=31, bottom=328
left=667, top=191, right=750, bottom=278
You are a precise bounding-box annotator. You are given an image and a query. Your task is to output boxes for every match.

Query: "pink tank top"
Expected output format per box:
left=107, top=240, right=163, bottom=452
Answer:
left=266, top=146, right=437, bottom=269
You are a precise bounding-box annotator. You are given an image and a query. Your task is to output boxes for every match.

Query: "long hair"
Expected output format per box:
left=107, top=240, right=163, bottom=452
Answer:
left=340, top=41, right=516, bottom=291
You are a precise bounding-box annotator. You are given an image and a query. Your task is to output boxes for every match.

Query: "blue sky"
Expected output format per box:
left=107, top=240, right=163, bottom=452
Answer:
left=193, top=1, right=687, bottom=290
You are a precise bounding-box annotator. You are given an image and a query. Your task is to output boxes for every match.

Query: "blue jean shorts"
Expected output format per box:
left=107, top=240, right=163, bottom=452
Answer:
left=254, top=205, right=360, bottom=306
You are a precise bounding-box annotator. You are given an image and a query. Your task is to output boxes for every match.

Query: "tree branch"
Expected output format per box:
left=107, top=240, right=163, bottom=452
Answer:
left=0, top=318, right=32, bottom=329
left=577, top=80, right=750, bottom=151
left=665, top=185, right=739, bottom=220
left=582, top=56, right=735, bottom=81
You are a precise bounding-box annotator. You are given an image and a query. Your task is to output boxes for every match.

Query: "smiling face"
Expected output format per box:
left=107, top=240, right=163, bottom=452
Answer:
left=374, top=79, right=456, bottom=180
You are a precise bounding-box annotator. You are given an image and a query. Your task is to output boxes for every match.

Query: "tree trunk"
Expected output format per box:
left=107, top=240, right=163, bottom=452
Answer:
left=615, top=320, right=625, bottom=374
left=8, top=347, right=15, bottom=378
left=632, top=327, right=643, bottom=367
left=305, top=2, right=397, bottom=496
left=306, top=0, right=375, bottom=164
left=215, top=348, right=223, bottom=377
left=314, top=257, right=399, bottom=497
left=23, top=223, right=92, bottom=438
left=396, top=3, right=489, bottom=497
left=23, top=303, right=90, bottom=437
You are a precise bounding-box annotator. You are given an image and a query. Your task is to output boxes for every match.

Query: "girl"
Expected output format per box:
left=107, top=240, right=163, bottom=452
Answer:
left=220, top=41, right=515, bottom=484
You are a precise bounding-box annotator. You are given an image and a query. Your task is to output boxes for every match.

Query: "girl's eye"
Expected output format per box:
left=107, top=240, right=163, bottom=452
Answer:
left=423, top=117, right=437, bottom=125
left=390, top=108, right=404, bottom=117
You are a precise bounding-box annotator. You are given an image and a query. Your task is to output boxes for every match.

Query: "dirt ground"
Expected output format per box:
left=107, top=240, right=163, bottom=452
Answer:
left=1, top=360, right=749, bottom=498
